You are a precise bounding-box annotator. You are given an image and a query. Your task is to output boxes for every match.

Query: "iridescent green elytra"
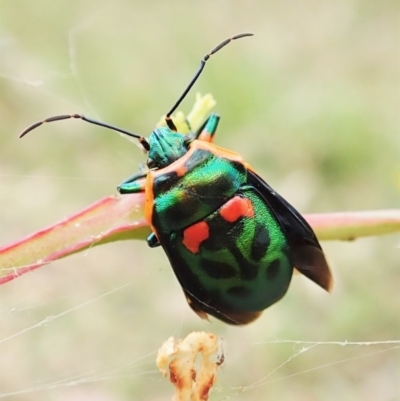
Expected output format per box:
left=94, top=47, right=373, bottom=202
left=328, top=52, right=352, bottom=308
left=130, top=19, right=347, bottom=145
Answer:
left=19, top=34, right=332, bottom=325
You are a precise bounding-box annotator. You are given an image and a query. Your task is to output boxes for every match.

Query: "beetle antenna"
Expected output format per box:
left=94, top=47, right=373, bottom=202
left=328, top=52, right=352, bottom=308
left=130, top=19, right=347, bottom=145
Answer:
left=164, top=32, right=254, bottom=131
left=19, top=113, right=150, bottom=151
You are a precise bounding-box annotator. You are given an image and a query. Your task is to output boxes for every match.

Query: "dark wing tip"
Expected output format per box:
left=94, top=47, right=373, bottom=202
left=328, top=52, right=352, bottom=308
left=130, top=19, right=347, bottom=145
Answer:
left=294, top=245, right=333, bottom=292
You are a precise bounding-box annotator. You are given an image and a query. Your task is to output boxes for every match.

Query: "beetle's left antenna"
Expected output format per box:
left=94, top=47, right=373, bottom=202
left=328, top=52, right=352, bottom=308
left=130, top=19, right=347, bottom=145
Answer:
left=19, top=113, right=150, bottom=151
left=165, top=32, right=254, bottom=131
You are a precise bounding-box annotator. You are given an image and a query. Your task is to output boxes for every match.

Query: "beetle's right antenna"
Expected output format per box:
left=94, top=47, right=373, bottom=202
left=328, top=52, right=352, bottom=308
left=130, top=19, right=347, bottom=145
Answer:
left=164, top=32, right=254, bottom=132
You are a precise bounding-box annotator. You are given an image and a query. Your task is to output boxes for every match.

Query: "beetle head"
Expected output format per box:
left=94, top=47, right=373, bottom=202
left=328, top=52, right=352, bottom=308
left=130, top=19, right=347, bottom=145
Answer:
left=147, top=127, right=190, bottom=169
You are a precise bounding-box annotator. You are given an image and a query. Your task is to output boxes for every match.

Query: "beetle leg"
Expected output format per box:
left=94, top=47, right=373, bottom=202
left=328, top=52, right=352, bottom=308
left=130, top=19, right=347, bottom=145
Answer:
left=146, top=232, right=161, bottom=248
left=195, top=113, right=220, bottom=142
left=117, top=171, right=147, bottom=194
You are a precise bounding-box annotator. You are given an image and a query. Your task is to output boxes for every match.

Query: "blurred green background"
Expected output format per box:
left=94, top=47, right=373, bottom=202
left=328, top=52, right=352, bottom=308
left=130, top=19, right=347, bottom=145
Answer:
left=0, top=1, right=399, bottom=400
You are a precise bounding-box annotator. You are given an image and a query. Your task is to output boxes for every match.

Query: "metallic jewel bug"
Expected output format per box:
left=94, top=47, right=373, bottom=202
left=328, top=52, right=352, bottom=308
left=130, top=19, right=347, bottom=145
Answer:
left=20, top=33, right=332, bottom=325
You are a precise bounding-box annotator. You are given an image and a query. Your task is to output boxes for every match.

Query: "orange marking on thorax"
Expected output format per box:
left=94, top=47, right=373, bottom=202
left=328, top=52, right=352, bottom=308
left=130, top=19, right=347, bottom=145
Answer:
left=144, top=173, right=155, bottom=228
left=145, top=140, right=246, bottom=239
left=220, top=196, right=254, bottom=223
left=197, top=131, right=215, bottom=143
left=174, top=163, right=188, bottom=177
left=148, top=140, right=244, bottom=181
left=244, top=162, right=256, bottom=172
left=182, top=221, right=210, bottom=254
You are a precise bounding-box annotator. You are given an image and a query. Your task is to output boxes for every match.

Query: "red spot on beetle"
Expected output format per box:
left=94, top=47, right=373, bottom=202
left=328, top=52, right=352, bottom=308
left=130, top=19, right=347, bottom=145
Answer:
left=220, top=196, right=254, bottom=223
left=182, top=221, right=210, bottom=254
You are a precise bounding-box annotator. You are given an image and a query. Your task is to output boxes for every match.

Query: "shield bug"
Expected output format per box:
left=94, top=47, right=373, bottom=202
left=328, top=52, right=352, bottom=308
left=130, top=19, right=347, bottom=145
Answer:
left=20, top=33, right=332, bottom=325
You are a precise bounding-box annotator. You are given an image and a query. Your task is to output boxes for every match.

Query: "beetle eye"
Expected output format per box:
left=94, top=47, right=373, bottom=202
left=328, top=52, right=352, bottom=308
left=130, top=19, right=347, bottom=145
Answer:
left=147, top=158, right=156, bottom=169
